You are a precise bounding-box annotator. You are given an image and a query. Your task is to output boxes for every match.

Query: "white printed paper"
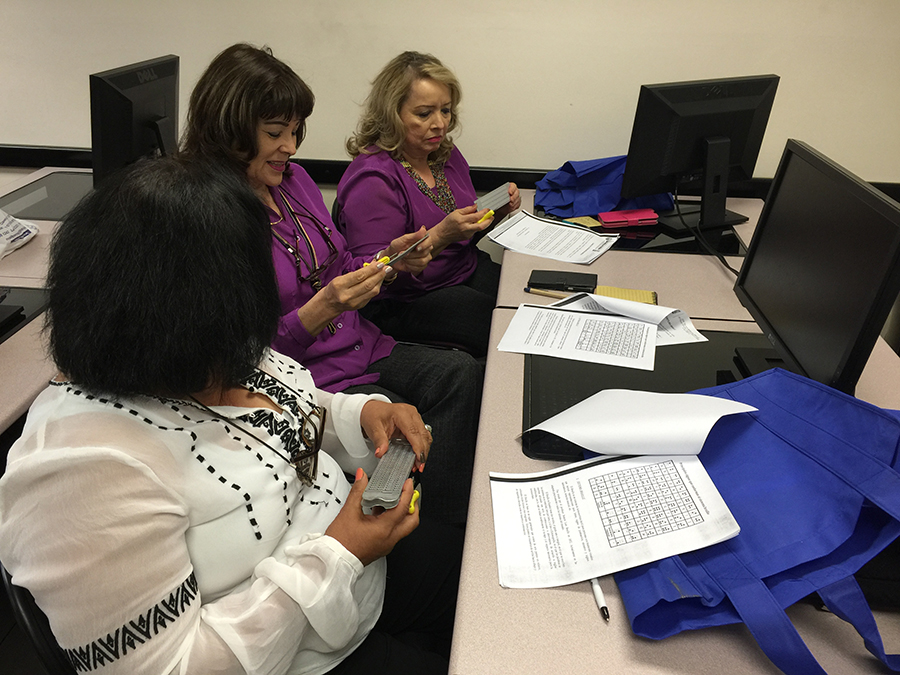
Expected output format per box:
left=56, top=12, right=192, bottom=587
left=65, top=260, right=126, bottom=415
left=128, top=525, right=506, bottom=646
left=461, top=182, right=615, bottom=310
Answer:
left=0, top=208, right=39, bottom=260
left=490, top=454, right=740, bottom=588
left=488, top=211, right=618, bottom=264
left=497, top=303, right=657, bottom=370
left=551, top=292, right=707, bottom=346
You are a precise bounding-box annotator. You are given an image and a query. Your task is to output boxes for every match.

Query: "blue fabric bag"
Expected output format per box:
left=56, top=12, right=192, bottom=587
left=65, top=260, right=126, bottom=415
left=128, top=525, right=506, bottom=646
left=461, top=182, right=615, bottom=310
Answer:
left=615, top=368, right=900, bottom=674
left=534, top=155, right=674, bottom=218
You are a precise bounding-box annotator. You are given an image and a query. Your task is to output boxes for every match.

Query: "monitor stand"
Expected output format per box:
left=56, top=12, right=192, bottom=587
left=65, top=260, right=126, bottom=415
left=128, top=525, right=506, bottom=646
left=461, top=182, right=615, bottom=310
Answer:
left=656, top=202, right=749, bottom=238
left=657, top=137, right=750, bottom=238
left=734, top=346, right=787, bottom=379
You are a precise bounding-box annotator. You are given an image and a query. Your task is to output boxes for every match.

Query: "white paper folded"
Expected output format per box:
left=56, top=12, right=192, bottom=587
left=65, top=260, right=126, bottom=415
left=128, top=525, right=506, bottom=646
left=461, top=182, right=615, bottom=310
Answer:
left=528, top=388, right=756, bottom=457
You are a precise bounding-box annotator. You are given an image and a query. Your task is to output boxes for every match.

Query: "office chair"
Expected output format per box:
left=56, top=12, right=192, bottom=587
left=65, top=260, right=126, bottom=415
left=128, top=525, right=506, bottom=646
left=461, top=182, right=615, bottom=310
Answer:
left=330, top=195, right=347, bottom=237
left=0, top=563, right=75, bottom=675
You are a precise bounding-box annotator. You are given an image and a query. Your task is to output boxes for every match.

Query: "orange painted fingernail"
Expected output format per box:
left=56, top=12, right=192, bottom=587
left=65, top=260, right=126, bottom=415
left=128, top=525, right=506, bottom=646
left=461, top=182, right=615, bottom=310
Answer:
left=355, top=467, right=364, bottom=481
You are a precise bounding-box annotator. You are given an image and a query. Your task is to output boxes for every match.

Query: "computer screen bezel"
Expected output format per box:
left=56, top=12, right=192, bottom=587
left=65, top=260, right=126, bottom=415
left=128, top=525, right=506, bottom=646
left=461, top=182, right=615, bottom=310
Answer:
left=89, top=54, right=179, bottom=187
left=620, top=74, right=779, bottom=232
left=733, top=138, right=900, bottom=395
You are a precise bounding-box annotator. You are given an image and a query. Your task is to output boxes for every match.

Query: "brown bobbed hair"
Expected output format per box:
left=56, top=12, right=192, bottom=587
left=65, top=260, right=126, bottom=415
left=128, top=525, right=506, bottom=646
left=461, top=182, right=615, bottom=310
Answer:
left=181, top=43, right=315, bottom=174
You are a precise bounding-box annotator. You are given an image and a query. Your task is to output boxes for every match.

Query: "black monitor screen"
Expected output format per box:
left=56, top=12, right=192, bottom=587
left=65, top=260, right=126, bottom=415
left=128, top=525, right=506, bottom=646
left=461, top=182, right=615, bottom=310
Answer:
left=621, top=74, right=779, bottom=233
left=734, top=139, right=900, bottom=394
left=90, top=55, right=179, bottom=187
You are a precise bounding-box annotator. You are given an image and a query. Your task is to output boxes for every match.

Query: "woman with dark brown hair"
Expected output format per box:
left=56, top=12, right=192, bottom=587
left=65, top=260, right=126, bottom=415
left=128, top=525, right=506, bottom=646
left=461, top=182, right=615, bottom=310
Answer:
left=181, top=43, right=482, bottom=528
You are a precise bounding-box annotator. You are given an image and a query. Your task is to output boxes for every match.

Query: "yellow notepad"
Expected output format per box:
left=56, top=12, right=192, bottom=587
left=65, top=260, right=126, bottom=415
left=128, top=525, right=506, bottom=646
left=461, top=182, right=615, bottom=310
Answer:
left=595, top=285, right=658, bottom=305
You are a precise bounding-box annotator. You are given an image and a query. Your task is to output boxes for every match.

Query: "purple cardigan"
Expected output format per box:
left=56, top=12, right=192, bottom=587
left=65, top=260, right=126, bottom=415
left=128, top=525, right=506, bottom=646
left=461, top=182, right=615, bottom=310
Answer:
left=268, top=167, right=394, bottom=393
left=336, top=146, right=478, bottom=302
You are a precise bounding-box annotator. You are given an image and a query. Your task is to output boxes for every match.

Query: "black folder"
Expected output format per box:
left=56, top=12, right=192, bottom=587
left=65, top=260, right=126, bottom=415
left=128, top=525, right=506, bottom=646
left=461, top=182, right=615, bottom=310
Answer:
left=521, top=329, right=776, bottom=461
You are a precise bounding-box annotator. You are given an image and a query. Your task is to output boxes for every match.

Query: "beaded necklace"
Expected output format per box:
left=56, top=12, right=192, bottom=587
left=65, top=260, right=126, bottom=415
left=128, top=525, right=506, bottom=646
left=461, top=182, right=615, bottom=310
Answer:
left=400, top=158, right=456, bottom=214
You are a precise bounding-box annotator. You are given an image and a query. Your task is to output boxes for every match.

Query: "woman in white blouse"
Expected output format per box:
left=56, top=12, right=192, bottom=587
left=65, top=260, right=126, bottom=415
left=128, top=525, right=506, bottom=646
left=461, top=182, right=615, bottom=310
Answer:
left=0, top=157, right=462, bottom=674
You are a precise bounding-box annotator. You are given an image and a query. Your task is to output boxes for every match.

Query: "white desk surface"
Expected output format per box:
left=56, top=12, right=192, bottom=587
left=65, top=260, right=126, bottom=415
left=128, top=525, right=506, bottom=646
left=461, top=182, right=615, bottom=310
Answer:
left=0, top=168, right=76, bottom=434
left=0, top=318, right=54, bottom=433
left=450, top=309, right=900, bottom=675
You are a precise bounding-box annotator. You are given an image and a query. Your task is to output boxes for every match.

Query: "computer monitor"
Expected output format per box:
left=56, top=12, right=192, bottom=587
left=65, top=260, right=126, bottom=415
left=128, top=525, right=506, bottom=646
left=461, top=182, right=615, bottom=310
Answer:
left=90, top=55, right=179, bottom=187
left=620, top=74, right=779, bottom=235
left=733, top=139, right=900, bottom=395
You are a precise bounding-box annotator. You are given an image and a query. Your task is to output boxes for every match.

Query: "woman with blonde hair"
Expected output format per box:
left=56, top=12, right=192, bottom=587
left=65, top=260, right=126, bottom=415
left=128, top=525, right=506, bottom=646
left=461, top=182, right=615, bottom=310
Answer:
left=337, top=51, right=520, bottom=357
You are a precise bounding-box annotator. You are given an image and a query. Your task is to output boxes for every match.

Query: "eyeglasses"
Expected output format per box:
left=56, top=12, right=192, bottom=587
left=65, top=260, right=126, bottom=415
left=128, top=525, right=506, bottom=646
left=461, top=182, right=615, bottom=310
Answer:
left=190, top=378, right=327, bottom=488
left=284, top=399, right=326, bottom=487
left=272, top=189, right=338, bottom=292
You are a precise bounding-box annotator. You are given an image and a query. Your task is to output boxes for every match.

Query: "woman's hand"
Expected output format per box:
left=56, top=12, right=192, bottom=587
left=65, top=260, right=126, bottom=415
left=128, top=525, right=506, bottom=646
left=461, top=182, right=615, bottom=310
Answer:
left=325, top=470, right=419, bottom=566
left=296, top=264, right=390, bottom=336
left=384, top=226, right=433, bottom=276
left=429, top=205, right=494, bottom=254
left=490, top=182, right=521, bottom=222
left=494, top=182, right=522, bottom=219
left=360, top=399, right=431, bottom=472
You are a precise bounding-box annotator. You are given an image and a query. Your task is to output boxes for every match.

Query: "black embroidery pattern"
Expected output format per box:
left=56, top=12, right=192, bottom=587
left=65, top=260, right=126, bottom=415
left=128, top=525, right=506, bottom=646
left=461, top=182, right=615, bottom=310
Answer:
left=238, top=369, right=341, bottom=511
left=64, top=573, right=198, bottom=671
left=51, top=364, right=343, bottom=544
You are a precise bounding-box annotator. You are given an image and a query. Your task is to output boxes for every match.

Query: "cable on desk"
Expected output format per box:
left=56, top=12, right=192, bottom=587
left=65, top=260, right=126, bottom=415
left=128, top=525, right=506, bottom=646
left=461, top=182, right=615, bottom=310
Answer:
left=673, top=187, right=741, bottom=278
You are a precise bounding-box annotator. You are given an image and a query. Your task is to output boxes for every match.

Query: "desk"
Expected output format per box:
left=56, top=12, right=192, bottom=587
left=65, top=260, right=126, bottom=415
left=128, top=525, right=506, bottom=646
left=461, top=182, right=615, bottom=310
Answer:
left=451, top=261, right=900, bottom=673
left=0, top=168, right=89, bottom=434
left=498, top=249, right=754, bottom=323
left=497, top=196, right=764, bottom=322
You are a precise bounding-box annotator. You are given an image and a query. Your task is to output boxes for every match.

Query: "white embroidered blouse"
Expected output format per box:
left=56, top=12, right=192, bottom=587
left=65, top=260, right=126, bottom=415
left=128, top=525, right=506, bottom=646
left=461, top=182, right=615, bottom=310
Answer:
left=0, top=350, right=387, bottom=675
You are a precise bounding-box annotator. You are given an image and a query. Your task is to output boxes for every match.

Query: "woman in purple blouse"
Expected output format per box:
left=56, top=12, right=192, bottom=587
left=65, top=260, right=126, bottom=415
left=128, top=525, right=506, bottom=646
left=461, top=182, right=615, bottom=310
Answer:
left=337, top=51, right=521, bottom=358
left=181, top=43, right=482, bottom=526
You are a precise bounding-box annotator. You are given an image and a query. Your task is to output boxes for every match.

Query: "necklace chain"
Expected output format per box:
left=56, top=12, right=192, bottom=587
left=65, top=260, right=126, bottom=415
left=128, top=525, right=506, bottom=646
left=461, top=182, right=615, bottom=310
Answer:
left=400, top=158, right=456, bottom=214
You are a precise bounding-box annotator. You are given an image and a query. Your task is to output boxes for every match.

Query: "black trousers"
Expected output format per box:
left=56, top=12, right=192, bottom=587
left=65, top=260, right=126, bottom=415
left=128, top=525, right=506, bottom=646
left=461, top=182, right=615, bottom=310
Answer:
left=324, top=518, right=464, bottom=675
left=360, top=250, right=500, bottom=358
left=344, top=342, right=483, bottom=525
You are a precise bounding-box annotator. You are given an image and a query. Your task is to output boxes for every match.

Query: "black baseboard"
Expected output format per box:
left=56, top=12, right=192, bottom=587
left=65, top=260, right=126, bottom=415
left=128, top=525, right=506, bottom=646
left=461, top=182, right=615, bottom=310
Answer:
left=3, top=144, right=898, bottom=201
left=0, top=145, right=549, bottom=190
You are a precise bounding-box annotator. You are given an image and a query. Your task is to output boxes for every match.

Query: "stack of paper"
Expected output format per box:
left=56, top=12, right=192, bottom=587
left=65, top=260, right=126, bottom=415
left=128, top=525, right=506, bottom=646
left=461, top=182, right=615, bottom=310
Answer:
left=497, top=292, right=707, bottom=371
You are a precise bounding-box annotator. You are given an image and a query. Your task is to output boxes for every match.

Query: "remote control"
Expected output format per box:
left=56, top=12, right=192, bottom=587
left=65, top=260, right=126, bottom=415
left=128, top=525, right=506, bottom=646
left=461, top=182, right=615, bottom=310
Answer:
left=361, top=438, right=417, bottom=513
left=475, top=182, right=511, bottom=212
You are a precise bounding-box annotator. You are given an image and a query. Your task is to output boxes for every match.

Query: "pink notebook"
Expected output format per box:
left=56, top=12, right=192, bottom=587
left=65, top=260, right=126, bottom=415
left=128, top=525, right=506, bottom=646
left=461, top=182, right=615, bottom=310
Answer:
left=597, top=208, right=658, bottom=228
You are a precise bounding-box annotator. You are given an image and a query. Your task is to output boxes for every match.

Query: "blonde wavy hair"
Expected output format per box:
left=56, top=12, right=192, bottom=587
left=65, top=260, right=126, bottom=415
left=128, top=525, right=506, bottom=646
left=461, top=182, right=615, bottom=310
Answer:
left=346, top=51, right=461, bottom=165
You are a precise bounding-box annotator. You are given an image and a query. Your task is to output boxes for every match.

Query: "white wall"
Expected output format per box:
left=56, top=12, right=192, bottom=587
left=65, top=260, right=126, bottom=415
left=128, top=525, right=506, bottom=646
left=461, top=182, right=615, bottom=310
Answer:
left=3, top=0, right=899, bottom=181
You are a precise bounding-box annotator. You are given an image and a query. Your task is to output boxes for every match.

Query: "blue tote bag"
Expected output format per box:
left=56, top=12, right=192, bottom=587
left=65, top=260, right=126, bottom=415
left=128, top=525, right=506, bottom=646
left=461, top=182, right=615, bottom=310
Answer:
left=615, top=368, right=900, bottom=674
left=534, top=155, right=673, bottom=219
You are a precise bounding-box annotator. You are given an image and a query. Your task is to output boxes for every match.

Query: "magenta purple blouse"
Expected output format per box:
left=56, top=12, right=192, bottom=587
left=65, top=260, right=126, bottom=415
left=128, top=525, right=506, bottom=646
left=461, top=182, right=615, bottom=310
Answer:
left=336, top=146, right=479, bottom=302
left=267, top=167, right=394, bottom=393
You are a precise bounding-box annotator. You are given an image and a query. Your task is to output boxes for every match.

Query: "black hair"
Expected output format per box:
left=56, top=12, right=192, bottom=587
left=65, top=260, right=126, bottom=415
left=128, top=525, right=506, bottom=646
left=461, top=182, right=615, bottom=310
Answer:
left=46, top=156, right=281, bottom=397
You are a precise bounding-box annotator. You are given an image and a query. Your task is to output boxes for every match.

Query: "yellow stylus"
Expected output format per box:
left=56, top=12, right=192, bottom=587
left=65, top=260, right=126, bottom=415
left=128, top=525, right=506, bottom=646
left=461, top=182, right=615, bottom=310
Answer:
left=363, top=255, right=391, bottom=267
left=476, top=209, right=494, bottom=224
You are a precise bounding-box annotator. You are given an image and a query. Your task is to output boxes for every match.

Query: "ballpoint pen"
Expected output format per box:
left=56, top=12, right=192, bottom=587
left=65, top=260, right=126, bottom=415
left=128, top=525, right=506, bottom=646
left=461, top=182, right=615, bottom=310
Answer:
left=590, top=577, right=609, bottom=622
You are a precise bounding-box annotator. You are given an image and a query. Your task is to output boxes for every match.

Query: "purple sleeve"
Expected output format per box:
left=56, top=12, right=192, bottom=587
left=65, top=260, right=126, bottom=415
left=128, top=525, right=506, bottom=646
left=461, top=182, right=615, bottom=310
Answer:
left=337, top=149, right=477, bottom=301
